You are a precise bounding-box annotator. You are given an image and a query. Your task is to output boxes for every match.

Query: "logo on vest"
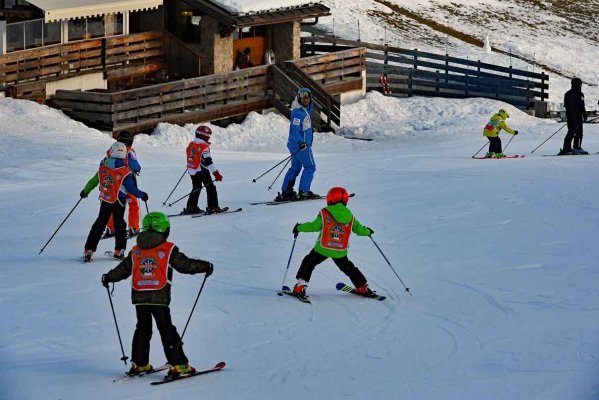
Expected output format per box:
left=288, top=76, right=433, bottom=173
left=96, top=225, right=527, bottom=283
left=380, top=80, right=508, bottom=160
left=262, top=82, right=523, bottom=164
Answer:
left=158, top=250, right=166, bottom=259
left=327, top=225, right=345, bottom=248
left=101, top=175, right=114, bottom=190
left=140, top=257, right=157, bottom=276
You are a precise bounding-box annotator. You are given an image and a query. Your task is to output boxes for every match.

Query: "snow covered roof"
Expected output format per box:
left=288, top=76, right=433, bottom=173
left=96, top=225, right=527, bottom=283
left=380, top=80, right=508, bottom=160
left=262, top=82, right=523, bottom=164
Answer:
left=180, top=0, right=329, bottom=29
left=26, top=0, right=163, bottom=23
left=207, top=0, right=315, bottom=15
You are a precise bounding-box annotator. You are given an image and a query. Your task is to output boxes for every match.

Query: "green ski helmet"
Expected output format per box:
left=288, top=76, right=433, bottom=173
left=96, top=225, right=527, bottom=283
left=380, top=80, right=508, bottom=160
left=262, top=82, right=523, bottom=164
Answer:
left=498, top=109, right=510, bottom=119
left=142, top=212, right=171, bottom=234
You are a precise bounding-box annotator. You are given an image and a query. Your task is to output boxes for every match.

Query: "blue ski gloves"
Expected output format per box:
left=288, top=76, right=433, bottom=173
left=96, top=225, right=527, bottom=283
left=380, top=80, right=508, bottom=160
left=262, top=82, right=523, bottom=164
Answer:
left=293, top=223, right=300, bottom=238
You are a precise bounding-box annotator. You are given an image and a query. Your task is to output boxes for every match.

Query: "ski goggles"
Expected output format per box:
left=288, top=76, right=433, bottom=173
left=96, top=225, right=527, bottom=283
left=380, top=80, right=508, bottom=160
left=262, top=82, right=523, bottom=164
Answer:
left=298, top=91, right=311, bottom=101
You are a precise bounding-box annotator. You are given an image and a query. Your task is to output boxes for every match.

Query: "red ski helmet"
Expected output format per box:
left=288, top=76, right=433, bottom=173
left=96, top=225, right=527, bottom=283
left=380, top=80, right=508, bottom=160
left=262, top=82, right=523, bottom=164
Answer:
left=195, top=125, right=212, bottom=141
left=326, top=187, right=349, bottom=206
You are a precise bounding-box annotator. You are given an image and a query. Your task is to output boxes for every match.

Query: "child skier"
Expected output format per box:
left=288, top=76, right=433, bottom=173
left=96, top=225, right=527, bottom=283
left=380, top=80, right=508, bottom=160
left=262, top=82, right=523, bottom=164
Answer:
left=101, top=211, right=214, bottom=377
left=104, top=131, right=142, bottom=239
left=80, top=142, right=148, bottom=262
left=183, top=125, right=224, bottom=215
left=291, top=187, right=376, bottom=300
left=483, top=108, right=518, bottom=158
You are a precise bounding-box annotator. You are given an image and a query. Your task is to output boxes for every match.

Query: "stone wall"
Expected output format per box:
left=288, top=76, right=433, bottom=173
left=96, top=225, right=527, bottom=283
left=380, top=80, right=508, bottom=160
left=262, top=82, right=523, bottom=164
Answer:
left=199, top=16, right=233, bottom=75
left=271, top=21, right=300, bottom=64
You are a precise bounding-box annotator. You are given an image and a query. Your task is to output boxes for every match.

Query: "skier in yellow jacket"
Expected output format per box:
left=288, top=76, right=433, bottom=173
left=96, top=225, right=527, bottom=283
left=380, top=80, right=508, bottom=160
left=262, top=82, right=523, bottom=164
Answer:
left=483, top=109, right=518, bottom=158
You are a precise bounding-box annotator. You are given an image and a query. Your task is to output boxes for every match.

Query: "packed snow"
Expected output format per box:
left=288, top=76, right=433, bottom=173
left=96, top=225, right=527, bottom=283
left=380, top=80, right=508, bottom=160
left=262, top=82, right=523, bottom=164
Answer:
left=1, top=92, right=598, bottom=399
left=211, top=0, right=313, bottom=13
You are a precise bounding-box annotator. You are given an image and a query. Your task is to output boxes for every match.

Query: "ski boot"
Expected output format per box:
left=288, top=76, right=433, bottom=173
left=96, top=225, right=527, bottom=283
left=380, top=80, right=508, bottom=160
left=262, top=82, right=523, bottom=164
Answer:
left=274, top=190, right=298, bottom=202
left=354, top=283, right=376, bottom=297
left=113, top=249, right=125, bottom=260
left=127, top=228, right=140, bottom=238
left=205, top=206, right=224, bottom=215
left=558, top=148, right=573, bottom=155
left=182, top=207, right=203, bottom=215
left=127, top=363, right=153, bottom=376
left=168, top=364, right=196, bottom=377
left=102, top=228, right=115, bottom=239
left=298, top=190, right=320, bottom=200
left=83, top=250, right=93, bottom=263
left=485, top=152, right=496, bottom=158
left=493, top=152, right=506, bottom=158
left=573, top=147, right=588, bottom=155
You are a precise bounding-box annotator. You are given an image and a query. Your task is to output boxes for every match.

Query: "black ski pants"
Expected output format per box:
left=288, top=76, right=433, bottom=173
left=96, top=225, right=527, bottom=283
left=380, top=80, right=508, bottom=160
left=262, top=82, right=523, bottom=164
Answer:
left=131, top=305, right=189, bottom=367
left=186, top=171, right=218, bottom=212
left=563, top=122, right=584, bottom=151
left=487, top=136, right=502, bottom=153
left=296, top=249, right=367, bottom=288
left=84, top=200, right=126, bottom=252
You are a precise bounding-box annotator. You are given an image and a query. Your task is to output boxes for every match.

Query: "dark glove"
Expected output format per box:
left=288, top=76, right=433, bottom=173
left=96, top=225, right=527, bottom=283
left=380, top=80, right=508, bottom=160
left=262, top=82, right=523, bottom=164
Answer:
left=514, top=131, right=519, bottom=135
left=213, top=170, right=223, bottom=182
left=367, top=227, right=374, bottom=236
left=101, top=274, right=110, bottom=288
left=299, top=142, right=308, bottom=151
left=141, top=192, right=149, bottom=202
left=205, top=262, right=214, bottom=277
left=293, top=223, right=300, bottom=238
left=80, top=190, right=88, bottom=198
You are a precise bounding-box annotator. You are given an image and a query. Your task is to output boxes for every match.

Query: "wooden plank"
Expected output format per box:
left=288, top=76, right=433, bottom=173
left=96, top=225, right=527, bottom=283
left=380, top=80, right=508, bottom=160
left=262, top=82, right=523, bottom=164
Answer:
left=112, top=98, right=270, bottom=134
left=54, top=89, right=112, bottom=103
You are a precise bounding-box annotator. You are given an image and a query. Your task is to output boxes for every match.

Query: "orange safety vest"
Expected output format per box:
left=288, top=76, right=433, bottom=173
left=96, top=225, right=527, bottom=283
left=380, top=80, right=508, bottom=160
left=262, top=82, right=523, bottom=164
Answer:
left=186, top=142, right=209, bottom=169
left=98, top=164, right=131, bottom=204
left=319, top=209, right=354, bottom=251
left=131, top=242, right=175, bottom=291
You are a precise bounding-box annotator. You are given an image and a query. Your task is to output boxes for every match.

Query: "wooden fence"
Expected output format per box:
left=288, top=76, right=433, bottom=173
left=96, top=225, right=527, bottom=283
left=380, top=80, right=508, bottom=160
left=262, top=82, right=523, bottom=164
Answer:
left=0, top=31, right=164, bottom=101
left=301, top=35, right=548, bottom=110
left=53, top=48, right=366, bottom=135
left=54, top=65, right=270, bottom=135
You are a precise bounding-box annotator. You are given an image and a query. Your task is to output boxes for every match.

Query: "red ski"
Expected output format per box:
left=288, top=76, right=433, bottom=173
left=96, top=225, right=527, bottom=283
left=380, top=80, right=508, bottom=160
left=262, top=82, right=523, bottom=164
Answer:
left=473, top=155, right=525, bottom=159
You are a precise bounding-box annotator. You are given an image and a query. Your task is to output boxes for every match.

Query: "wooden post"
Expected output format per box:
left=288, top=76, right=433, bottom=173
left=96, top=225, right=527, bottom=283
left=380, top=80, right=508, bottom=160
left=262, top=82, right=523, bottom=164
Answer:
left=445, top=53, right=449, bottom=83
left=408, top=69, right=413, bottom=97
left=464, top=72, right=468, bottom=96
left=435, top=70, right=439, bottom=94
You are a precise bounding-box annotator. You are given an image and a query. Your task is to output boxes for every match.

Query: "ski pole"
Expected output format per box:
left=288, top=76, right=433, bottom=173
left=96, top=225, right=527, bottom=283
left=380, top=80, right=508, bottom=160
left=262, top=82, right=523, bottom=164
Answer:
left=267, top=157, right=292, bottom=191
left=471, top=141, right=488, bottom=158
left=143, top=200, right=149, bottom=213
left=167, top=179, right=216, bottom=207
left=530, top=123, right=567, bottom=153
left=105, top=286, right=129, bottom=365
left=38, top=197, right=83, bottom=255
left=277, top=236, right=297, bottom=296
left=162, top=168, right=187, bottom=206
left=369, top=236, right=411, bottom=295
left=252, top=148, right=303, bottom=183
left=179, top=273, right=209, bottom=344
left=502, top=133, right=517, bottom=153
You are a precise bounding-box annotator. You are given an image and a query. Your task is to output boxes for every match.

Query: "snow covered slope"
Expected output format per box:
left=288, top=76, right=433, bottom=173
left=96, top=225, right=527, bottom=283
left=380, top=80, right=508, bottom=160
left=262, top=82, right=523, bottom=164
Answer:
left=315, top=0, right=599, bottom=105
left=1, top=94, right=598, bottom=399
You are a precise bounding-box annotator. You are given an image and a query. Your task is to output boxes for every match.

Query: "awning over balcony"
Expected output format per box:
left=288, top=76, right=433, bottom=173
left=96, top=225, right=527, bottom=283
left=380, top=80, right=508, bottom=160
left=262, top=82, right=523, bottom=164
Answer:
left=26, top=0, right=163, bottom=23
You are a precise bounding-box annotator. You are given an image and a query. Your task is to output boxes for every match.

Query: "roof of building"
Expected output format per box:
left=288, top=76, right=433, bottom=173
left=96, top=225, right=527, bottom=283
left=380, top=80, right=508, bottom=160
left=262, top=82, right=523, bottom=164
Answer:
left=180, top=0, right=330, bottom=28
left=26, top=0, right=163, bottom=23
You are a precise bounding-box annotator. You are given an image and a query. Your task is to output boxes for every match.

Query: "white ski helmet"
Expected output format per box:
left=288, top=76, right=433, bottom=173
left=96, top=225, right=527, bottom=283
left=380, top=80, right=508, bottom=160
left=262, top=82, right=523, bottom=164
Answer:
left=108, top=142, right=127, bottom=159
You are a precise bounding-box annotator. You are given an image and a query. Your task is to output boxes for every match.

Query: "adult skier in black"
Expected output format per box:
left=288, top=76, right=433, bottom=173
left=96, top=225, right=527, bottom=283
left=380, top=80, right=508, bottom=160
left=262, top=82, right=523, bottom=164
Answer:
left=559, top=77, right=588, bottom=155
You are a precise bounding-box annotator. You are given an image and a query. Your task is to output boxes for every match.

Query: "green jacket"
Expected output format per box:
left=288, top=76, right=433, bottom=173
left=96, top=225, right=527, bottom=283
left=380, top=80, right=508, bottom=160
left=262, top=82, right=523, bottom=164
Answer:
left=297, top=203, right=372, bottom=258
left=103, top=230, right=212, bottom=306
left=82, top=172, right=99, bottom=196
left=483, top=113, right=515, bottom=138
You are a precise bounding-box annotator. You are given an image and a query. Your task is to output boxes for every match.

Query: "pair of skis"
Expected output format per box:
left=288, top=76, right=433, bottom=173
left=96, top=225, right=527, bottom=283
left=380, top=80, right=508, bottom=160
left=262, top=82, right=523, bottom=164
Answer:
left=167, top=207, right=242, bottom=218
left=114, top=361, right=225, bottom=385
left=251, top=193, right=355, bottom=206
left=279, top=282, right=386, bottom=303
